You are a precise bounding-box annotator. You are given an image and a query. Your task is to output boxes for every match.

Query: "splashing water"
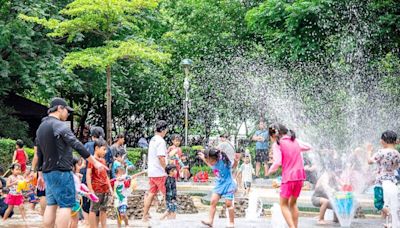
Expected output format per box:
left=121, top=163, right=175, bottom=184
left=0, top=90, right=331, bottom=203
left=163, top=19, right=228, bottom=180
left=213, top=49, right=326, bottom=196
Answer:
left=245, top=188, right=263, bottom=220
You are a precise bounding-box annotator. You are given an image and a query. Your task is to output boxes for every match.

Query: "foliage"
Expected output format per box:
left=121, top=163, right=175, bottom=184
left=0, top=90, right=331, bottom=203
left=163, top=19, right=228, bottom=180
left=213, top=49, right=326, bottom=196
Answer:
left=0, top=138, right=16, bottom=170
left=0, top=104, right=32, bottom=146
left=190, top=165, right=212, bottom=175
left=25, top=147, right=35, bottom=161
left=126, top=147, right=147, bottom=165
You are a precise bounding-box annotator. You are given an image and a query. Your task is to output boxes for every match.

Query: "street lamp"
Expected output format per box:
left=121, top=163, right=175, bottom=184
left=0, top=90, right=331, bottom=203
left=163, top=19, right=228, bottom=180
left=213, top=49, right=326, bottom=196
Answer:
left=181, top=58, right=193, bottom=148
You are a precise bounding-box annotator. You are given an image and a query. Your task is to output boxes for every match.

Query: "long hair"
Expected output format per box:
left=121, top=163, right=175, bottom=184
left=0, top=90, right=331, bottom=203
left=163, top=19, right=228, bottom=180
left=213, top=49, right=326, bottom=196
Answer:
left=269, top=123, right=296, bottom=145
left=204, top=148, right=231, bottom=167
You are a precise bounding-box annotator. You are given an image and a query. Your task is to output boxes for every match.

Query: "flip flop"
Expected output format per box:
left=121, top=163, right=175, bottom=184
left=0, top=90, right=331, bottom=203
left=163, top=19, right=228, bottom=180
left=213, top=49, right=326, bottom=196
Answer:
left=201, top=220, right=213, bottom=227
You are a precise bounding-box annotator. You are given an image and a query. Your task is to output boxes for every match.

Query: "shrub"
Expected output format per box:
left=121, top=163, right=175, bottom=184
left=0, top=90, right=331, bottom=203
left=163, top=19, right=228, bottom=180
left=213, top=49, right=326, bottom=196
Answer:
left=126, top=147, right=147, bottom=166
left=0, top=138, right=16, bottom=170
left=25, top=147, right=35, bottom=161
left=190, top=165, right=212, bottom=175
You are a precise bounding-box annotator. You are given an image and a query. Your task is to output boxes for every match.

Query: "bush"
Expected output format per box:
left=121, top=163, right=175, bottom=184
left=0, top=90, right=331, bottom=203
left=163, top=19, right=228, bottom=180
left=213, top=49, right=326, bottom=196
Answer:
left=126, top=147, right=147, bottom=166
left=25, top=147, right=35, bottom=161
left=0, top=138, right=16, bottom=170
left=190, top=165, right=212, bottom=175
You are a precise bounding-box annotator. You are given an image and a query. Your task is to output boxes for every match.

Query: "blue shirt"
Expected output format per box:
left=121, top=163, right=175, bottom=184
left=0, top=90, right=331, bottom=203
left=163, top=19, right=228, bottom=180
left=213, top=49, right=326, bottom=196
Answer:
left=255, top=130, right=269, bottom=150
left=212, top=160, right=236, bottom=196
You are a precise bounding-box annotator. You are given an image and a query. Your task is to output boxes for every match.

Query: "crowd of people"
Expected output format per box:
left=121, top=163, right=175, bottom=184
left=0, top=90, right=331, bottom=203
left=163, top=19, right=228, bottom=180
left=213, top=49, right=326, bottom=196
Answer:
left=0, top=97, right=399, bottom=228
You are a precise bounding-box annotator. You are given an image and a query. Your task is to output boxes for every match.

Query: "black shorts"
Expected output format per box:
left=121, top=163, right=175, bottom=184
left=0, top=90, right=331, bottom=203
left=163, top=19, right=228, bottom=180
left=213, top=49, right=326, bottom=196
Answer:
left=82, top=196, right=91, bottom=213
left=37, top=189, right=46, bottom=197
left=255, top=149, right=268, bottom=163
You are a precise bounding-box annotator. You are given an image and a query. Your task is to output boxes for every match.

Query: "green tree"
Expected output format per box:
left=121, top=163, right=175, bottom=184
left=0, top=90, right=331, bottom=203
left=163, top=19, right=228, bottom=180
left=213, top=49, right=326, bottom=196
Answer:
left=20, top=0, right=171, bottom=142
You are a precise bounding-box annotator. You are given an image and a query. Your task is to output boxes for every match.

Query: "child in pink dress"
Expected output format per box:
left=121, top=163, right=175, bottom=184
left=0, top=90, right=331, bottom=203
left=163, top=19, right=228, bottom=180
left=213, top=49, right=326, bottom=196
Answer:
left=268, top=123, right=311, bottom=228
left=3, top=163, right=26, bottom=222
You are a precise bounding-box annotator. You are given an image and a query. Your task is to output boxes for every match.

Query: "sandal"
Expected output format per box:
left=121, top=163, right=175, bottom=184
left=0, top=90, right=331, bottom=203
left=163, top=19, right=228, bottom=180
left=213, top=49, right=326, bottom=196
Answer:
left=201, top=220, right=213, bottom=227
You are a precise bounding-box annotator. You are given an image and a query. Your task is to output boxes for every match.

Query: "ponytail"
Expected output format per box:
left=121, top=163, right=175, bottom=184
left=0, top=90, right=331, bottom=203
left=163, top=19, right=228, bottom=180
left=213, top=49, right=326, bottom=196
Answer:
left=204, top=148, right=231, bottom=167
left=269, top=123, right=295, bottom=144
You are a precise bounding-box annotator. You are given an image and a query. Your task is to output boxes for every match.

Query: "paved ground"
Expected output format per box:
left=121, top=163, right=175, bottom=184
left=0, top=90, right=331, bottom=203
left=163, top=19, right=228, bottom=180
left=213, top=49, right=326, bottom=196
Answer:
left=3, top=206, right=383, bottom=228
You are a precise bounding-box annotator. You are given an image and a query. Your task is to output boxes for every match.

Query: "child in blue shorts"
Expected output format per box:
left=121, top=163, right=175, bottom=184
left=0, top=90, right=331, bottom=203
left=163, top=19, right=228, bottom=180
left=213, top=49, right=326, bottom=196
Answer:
left=198, top=148, right=239, bottom=228
left=161, top=164, right=178, bottom=220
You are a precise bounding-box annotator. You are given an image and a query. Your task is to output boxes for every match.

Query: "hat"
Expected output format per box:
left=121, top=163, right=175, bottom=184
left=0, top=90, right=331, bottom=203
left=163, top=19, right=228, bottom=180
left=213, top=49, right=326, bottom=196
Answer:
left=49, top=97, right=74, bottom=113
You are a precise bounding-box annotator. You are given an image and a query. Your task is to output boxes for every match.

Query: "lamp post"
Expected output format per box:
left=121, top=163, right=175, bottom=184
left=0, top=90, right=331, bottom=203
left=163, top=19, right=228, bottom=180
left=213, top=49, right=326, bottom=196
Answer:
left=181, top=58, right=193, bottom=148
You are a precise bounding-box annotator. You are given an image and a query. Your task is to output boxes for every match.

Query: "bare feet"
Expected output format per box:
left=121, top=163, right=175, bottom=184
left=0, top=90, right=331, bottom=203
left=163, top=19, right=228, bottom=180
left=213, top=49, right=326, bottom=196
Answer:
left=201, top=220, right=213, bottom=227
left=226, top=223, right=234, bottom=228
left=317, top=220, right=327, bottom=225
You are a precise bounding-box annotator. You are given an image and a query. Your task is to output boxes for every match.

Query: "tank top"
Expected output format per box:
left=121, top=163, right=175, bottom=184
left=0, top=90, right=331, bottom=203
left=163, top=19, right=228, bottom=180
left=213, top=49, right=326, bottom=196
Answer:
left=15, top=149, right=27, bottom=164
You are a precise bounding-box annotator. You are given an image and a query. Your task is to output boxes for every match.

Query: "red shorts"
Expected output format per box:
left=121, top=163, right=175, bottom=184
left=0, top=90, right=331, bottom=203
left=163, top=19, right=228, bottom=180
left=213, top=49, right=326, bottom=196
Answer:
left=149, top=176, right=166, bottom=195
left=280, top=180, right=303, bottom=199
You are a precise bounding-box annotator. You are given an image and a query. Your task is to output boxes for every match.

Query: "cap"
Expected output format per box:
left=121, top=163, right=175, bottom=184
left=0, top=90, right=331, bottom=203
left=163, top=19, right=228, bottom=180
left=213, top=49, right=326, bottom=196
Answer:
left=49, top=97, right=74, bottom=112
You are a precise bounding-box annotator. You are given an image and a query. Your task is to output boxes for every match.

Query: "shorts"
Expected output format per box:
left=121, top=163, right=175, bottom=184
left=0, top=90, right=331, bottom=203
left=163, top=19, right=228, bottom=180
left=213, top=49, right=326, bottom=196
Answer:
left=90, top=193, right=111, bottom=213
left=36, top=188, right=46, bottom=197
left=166, top=200, right=177, bottom=212
left=374, top=186, right=384, bottom=210
left=149, top=176, right=167, bottom=195
left=255, top=149, right=268, bottom=163
left=118, top=205, right=127, bottom=215
left=280, top=180, right=303, bottom=199
left=244, top=181, right=252, bottom=189
left=311, top=196, right=332, bottom=208
left=43, top=171, right=75, bottom=208
left=72, top=200, right=81, bottom=213
left=82, top=196, right=91, bottom=213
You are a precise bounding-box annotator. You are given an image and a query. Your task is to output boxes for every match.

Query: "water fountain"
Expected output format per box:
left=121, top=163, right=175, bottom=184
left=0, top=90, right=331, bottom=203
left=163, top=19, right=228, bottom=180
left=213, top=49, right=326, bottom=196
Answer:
left=245, top=188, right=263, bottom=220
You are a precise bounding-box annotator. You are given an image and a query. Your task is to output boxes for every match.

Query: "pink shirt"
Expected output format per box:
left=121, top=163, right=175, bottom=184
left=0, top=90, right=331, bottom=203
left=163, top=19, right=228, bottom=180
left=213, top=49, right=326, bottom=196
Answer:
left=269, top=136, right=311, bottom=183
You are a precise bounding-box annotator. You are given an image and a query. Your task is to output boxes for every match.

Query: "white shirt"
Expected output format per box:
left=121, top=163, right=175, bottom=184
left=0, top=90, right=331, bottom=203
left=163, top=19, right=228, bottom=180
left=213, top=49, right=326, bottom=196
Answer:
left=147, top=135, right=167, bottom=177
left=240, top=163, right=255, bottom=182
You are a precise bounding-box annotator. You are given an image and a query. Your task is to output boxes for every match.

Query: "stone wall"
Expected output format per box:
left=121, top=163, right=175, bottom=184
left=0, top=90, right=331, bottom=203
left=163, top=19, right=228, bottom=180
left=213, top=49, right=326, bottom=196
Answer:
left=156, top=194, right=199, bottom=214
left=107, top=191, right=198, bottom=219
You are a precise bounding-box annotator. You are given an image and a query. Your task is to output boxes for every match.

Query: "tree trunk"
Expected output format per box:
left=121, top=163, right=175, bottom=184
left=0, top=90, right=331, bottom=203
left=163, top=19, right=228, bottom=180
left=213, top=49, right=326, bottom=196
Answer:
left=106, top=65, right=112, bottom=144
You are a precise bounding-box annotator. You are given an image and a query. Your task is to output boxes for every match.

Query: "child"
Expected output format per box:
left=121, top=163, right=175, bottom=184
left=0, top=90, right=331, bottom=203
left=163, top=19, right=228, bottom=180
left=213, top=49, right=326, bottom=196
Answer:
left=161, top=164, right=178, bottom=220
left=24, top=168, right=39, bottom=210
left=180, top=154, right=191, bottom=181
left=3, top=163, right=26, bottom=221
left=167, top=134, right=183, bottom=180
left=367, top=130, right=400, bottom=220
left=71, top=156, right=84, bottom=228
left=13, top=139, right=28, bottom=172
left=268, top=123, right=311, bottom=228
left=113, top=167, right=146, bottom=227
left=237, top=154, right=255, bottom=197
left=0, top=188, right=13, bottom=219
left=112, top=152, right=125, bottom=179
left=198, top=148, right=239, bottom=228
left=87, top=137, right=113, bottom=228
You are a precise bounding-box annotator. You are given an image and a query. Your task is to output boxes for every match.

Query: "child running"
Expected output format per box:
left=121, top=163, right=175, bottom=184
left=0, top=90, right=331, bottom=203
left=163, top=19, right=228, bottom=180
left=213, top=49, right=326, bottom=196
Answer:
left=87, top=137, right=113, bottom=228
left=198, top=148, right=239, bottom=228
left=13, top=139, right=28, bottom=173
left=3, top=163, right=26, bottom=222
left=268, top=123, right=311, bottom=228
left=367, top=130, right=400, bottom=221
left=237, top=153, right=255, bottom=197
left=161, top=164, right=178, bottom=220
left=113, top=166, right=146, bottom=227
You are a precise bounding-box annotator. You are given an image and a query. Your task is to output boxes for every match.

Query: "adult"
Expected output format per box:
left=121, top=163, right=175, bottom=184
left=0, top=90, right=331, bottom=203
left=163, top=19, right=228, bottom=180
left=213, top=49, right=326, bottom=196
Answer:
left=142, top=120, right=168, bottom=222
left=252, top=121, right=269, bottom=178
left=36, top=97, right=107, bottom=228
left=217, top=133, right=235, bottom=165
left=138, top=136, right=149, bottom=149
left=110, top=134, right=126, bottom=158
